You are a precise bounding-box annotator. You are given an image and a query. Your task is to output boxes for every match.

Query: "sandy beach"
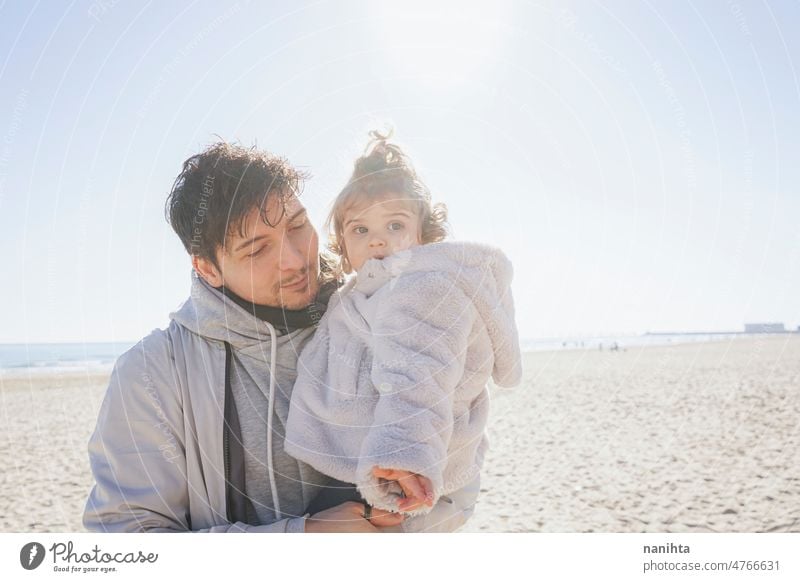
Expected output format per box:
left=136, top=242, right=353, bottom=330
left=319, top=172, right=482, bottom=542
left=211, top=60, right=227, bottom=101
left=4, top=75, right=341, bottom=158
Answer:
left=0, top=371, right=109, bottom=532
left=463, top=336, right=800, bottom=532
left=1, top=336, right=798, bottom=532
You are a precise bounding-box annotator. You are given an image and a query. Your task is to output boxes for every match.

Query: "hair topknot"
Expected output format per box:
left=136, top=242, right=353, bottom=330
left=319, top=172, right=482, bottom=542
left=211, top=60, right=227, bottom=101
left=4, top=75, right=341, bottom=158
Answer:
left=355, top=128, right=403, bottom=174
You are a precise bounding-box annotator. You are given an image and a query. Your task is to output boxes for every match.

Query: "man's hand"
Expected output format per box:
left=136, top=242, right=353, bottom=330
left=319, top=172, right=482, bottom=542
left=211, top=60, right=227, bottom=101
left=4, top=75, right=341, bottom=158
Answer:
left=367, top=506, right=407, bottom=528
left=372, top=467, right=434, bottom=512
left=304, top=501, right=405, bottom=533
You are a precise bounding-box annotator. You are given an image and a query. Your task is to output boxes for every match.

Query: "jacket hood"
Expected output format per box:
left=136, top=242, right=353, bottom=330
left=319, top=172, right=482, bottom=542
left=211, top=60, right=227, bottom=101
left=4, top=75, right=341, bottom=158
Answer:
left=353, top=241, right=523, bottom=387
left=170, top=274, right=292, bottom=351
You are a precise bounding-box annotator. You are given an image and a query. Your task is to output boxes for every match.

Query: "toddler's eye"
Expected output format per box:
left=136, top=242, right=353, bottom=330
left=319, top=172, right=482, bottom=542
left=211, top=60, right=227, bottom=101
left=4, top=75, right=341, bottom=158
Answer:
left=388, top=222, right=404, bottom=231
left=353, top=226, right=368, bottom=235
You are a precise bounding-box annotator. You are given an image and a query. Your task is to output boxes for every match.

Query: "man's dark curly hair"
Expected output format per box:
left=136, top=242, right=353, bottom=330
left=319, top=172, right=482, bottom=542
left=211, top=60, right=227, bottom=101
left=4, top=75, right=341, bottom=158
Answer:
left=165, top=141, right=307, bottom=267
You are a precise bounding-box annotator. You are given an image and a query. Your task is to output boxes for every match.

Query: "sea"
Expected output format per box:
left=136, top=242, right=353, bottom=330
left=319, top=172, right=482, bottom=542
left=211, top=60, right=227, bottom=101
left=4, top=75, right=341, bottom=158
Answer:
left=1, top=332, right=792, bottom=376
left=0, top=342, right=135, bottom=376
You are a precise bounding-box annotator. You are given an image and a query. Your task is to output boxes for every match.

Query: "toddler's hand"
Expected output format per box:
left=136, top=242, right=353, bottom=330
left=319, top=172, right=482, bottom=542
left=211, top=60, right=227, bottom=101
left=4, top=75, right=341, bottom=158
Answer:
left=372, top=467, right=434, bottom=512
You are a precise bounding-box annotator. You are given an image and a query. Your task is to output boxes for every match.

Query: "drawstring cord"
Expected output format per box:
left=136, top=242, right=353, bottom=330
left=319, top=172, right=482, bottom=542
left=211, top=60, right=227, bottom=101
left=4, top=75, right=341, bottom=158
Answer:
left=265, top=321, right=282, bottom=520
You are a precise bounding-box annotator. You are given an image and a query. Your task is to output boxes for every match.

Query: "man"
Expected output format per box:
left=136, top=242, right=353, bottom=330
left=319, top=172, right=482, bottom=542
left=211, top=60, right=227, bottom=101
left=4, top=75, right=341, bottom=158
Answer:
left=83, top=142, right=403, bottom=532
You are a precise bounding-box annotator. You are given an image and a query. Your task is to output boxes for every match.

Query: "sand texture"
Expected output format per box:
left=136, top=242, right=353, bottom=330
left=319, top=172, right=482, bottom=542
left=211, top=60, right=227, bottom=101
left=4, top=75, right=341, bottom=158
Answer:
left=463, top=337, right=800, bottom=532
left=1, top=337, right=798, bottom=532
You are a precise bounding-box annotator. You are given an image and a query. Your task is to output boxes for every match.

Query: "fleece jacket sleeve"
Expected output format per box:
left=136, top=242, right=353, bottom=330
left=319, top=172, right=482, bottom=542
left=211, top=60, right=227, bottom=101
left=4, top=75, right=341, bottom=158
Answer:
left=354, top=271, right=475, bottom=513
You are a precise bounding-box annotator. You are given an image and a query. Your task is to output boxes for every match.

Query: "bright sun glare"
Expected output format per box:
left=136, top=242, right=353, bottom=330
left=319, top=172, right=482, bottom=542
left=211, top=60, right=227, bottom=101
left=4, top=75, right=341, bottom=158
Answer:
left=369, top=0, right=508, bottom=88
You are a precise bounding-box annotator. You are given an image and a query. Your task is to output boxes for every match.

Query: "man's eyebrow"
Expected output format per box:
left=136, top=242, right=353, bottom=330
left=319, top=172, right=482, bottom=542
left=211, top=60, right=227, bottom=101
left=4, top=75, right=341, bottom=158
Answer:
left=287, top=208, right=308, bottom=223
left=234, top=234, right=269, bottom=253
left=233, top=209, right=307, bottom=252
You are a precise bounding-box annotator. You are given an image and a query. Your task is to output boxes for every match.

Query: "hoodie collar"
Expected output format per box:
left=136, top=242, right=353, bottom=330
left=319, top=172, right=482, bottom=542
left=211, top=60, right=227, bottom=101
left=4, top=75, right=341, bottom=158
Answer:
left=221, top=279, right=338, bottom=335
left=171, top=274, right=333, bottom=351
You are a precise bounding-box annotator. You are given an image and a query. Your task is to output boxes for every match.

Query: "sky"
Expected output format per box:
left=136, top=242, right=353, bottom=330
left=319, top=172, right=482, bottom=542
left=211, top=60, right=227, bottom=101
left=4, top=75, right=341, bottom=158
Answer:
left=0, top=0, right=798, bottom=343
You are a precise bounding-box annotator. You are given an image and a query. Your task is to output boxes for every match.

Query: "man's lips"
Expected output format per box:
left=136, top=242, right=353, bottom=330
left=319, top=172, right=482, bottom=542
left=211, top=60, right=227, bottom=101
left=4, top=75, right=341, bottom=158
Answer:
left=281, top=277, right=307, bottom=290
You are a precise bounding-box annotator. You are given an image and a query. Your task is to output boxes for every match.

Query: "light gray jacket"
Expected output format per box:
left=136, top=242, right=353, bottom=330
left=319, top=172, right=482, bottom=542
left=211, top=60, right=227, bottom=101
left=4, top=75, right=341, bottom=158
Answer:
left=83, top=275, right=327, bottom=532
left=285, top=241, right=522, bottom=514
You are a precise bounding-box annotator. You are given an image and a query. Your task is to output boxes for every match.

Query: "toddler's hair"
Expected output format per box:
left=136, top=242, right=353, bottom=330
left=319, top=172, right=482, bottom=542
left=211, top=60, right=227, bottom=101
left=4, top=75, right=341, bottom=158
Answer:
left=326, top=129, right=449, bottom=274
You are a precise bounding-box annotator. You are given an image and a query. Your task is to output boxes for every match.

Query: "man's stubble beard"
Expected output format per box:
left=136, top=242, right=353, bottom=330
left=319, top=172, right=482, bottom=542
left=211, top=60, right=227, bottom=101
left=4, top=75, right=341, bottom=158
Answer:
left=273, top=265, right=319, bottom=310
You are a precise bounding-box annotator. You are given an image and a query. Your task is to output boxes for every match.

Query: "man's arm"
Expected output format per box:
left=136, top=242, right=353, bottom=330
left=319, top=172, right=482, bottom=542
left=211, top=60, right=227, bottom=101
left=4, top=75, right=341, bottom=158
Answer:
left=83, top=333, right=196, bottom=532
left=83, top=332, right=400, bottom=533
left=82, top=334, right=309, bottom=533
left=304, top=502, right=404, bottom=533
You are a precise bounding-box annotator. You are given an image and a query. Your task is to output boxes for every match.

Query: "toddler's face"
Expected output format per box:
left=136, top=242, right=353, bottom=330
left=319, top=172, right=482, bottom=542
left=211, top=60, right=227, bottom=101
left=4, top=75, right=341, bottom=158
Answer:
left=341, top=195, right=421, bottom=272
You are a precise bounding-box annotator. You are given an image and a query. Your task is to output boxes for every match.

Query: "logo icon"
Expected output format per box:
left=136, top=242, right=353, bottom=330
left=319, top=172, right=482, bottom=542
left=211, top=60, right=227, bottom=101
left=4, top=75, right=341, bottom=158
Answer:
left=20, top=542, right=46, bottom=570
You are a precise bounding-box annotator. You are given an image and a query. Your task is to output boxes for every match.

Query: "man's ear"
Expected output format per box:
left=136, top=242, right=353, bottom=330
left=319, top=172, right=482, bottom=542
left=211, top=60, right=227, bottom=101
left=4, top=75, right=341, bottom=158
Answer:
left=192, top=254, right=224, bottom=287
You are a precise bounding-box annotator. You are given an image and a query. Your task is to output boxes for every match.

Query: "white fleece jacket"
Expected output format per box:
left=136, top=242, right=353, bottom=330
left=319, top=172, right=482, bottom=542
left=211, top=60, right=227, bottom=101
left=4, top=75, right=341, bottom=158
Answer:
left=284, top=241, right=522, bottom=514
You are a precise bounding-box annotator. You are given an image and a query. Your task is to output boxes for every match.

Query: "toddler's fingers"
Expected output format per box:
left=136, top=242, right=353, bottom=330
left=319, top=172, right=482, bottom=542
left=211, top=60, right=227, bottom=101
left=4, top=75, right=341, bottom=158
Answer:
left=397, top=474, right=426, bottom=502
left=419, top=476, right=434, bottom=504
left=372, top=467, right=397, bottom=480
left=397, top=497, right=425, bottom=513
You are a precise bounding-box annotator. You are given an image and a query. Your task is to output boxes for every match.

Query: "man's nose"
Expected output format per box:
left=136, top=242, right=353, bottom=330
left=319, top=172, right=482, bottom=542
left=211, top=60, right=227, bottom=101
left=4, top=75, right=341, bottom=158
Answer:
left=279, top=238, right=307, bottom=270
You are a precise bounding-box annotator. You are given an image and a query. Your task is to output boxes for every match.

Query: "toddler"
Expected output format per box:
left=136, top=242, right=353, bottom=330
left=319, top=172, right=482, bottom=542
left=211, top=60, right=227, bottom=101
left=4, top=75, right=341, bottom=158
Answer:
left=285, top=131, right=522, bottom=532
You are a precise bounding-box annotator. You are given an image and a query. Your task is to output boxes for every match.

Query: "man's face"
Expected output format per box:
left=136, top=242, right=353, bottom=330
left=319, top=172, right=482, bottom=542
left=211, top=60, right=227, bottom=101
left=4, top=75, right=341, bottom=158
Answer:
left=194, top=195, right=320, bottom=309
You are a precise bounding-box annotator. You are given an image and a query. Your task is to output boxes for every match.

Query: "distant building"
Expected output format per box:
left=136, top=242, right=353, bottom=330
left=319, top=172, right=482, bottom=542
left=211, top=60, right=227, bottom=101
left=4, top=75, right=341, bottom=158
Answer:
left=744, top=323, right=785, bottom=333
